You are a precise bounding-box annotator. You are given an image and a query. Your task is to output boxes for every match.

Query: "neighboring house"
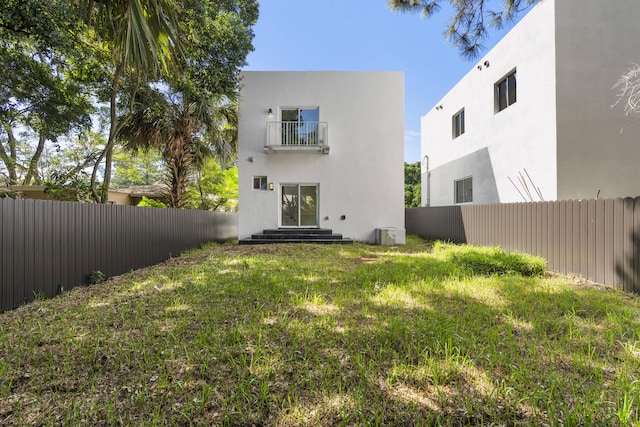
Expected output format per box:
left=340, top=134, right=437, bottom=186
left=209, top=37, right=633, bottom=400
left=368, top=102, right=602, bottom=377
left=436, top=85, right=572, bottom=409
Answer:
left=421, top=0, right=640, bottom=207
left=238, top=71, right=406, bottom=244
left=0, top=184, right=168, bottom=206
left=111, top=184, right=170, bottom=206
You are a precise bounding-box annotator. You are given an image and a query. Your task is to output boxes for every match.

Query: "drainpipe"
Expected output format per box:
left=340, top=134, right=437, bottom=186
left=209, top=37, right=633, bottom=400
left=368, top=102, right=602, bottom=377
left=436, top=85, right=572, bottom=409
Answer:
left=422, top=155, right=430, bottom=207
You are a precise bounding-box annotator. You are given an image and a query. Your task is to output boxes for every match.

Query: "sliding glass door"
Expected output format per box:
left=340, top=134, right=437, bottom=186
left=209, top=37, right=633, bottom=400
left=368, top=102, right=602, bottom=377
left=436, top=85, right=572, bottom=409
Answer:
left=281, top=184, right=318, bottom=227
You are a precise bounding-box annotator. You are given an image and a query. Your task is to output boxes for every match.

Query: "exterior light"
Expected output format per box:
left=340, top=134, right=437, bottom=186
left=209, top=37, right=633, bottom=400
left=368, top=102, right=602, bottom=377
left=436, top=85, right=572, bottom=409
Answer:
left=268, top=108, right=273, bottom=116
left=268, top=182, right=274, bottom=190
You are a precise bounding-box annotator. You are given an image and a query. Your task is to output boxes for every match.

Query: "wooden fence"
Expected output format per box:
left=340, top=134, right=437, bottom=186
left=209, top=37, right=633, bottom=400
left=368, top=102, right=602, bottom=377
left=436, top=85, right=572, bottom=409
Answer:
left=406, top=198, right=640, bottom=294
left=0, top=198, right=238, bottom=311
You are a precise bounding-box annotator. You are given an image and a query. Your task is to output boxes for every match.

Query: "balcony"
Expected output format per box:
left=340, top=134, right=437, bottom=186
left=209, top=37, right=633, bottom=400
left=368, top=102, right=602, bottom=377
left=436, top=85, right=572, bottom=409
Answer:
left=265, top=121, right=329, bottom=154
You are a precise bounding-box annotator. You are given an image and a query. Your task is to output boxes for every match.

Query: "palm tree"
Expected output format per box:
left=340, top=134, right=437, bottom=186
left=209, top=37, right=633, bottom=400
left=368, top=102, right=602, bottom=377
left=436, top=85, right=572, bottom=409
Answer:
left=78, top=0, right=180, bottom=203
left=119, top=87, right=238, bottom=208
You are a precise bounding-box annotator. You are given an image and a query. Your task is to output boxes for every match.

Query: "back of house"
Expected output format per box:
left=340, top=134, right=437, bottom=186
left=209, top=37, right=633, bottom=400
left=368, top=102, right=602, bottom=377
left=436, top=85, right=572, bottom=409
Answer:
left=238, top=71, right=405, bottom=243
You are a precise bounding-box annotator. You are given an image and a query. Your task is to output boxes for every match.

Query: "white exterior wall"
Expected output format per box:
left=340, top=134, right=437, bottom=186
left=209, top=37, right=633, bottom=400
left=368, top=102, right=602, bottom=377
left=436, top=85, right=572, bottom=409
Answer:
left=555, top=0, right=640, bottom=200
left=238, top=71, right=405, bottom=243
left=422, top=0, right=558, bottom=206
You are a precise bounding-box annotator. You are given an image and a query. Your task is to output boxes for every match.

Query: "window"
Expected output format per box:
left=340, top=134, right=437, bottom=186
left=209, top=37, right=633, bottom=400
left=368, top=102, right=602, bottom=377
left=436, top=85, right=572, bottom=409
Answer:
left=281, top=107, right=319, bottom=145
left=452, top=109, right=465, bottom=138
left=253, top=176, right=267, bottom=190
left=495, top=70, right=516, bottom=112
left=455, top=177, right=472, bottom=204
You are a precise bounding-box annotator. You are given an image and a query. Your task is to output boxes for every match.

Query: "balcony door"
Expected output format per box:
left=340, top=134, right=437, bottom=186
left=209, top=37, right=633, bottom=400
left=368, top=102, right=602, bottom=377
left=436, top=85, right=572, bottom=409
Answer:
left=281, top=184, right=318, bottom=227
left=281, top=107, right=319, bottom=146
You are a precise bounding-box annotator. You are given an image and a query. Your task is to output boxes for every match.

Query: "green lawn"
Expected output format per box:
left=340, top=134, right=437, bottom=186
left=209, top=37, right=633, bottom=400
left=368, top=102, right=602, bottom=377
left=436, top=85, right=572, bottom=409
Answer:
left=1, top=237, right=639, bottom=426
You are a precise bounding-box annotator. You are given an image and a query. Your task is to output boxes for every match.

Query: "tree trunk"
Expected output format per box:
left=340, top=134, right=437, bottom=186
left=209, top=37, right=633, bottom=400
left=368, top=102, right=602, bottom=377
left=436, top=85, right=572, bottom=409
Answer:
left=23, top=133, right=47, bottom=186
left=167, top=151, right=190, bottom=209
left=91, top=62, right=123, bottom=203
left=0, top=123, right=19, bottom=185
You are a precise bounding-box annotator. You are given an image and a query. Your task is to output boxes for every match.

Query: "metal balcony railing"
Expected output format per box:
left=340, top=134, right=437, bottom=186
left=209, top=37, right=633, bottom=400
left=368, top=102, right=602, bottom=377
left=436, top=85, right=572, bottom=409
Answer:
left=266, top=121, right=328, bottom=151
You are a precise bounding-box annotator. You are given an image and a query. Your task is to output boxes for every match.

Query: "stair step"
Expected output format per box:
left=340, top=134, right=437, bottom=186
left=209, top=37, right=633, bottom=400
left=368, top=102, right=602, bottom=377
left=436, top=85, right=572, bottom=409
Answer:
left=239, top=228, right=353, bottom=245
left=261, top=228, right=334, bottom=235
left=251, top=233, right=344, bottom=240
left=239, top=238, right=353, bottom=245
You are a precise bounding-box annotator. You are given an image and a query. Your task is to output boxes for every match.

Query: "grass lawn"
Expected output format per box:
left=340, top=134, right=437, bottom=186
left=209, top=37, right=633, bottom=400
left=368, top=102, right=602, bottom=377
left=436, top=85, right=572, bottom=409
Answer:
left=1, top=237, right=639, bottom=426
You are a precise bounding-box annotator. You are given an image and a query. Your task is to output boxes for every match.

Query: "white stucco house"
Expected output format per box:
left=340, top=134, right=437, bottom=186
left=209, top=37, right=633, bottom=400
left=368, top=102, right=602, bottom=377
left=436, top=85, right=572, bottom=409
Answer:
left=238, top=71, right=406, bottom=244
left=422, top=0, right=640, bottom=207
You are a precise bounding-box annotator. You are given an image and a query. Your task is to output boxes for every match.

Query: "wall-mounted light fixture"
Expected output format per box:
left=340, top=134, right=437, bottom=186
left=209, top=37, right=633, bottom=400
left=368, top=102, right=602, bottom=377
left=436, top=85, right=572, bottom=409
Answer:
left=477, top=60, right=490, bottom=71
left=247, top=156, right=254, bottom=163
left=268, top=108, right=273, bottom=116
left=435, top=105, right=443, bottom=111
left=268, top=182, right=274, bottom=191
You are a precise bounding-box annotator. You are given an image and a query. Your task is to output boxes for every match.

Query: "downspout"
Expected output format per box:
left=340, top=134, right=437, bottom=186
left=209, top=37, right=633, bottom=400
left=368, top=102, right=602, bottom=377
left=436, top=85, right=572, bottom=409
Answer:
left=422, top=154, right=430, bottom=207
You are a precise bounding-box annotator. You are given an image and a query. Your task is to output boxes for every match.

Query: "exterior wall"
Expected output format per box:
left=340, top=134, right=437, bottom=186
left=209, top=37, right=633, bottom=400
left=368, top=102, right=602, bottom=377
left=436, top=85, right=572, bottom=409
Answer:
left=238, top=71, right=405, bottom=242
left=428, top=148, right=500, bottom=205
left=555, top=0, right=640, bottom=200
left=421, top=0, right=558, bottom=206
left=107, top=191, right=133, bottom=206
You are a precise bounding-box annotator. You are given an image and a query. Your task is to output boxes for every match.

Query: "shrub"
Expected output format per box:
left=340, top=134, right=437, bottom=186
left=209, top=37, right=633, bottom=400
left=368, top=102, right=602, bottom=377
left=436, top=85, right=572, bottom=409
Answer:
left=137, top=197, right=166, bottom=208
left=433, top=242, right=547, bottom=277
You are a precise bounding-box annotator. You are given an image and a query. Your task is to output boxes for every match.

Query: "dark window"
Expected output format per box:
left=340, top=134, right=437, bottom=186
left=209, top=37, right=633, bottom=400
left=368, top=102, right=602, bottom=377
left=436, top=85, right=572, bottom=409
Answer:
left=253, top=176, right=267, bottom=190
left=496, top=70, right=517, bottom=112
left=281, top=107, right=319, bottom=146
left=455, top=177, right=473, bottom=204
left=452, top=109, right=465, bottom=138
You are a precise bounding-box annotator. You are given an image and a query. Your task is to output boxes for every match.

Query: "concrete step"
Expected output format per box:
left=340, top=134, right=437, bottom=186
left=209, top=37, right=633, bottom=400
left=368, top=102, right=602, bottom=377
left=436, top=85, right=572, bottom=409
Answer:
left=261, top=228, right=334, bottom=235
left=239, top=238, right=353, bottom=245
left=239, top=228, right=353, bottom=245
left=251, top=233, right=344, bottom=240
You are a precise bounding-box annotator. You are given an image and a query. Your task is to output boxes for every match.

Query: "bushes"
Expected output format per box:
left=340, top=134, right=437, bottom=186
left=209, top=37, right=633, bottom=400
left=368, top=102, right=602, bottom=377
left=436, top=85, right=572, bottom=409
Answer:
left=432, top=241, right=547, bottom=277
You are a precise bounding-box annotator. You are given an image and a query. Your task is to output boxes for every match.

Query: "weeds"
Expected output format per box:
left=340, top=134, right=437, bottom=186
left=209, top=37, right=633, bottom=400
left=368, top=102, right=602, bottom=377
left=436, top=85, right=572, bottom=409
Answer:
left=0, top=239, right=638, bottom=426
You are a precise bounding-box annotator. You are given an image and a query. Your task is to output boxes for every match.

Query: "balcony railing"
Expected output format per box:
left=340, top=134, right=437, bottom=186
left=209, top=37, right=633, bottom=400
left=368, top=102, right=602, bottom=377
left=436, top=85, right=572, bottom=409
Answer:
left=265, top=121, right=329, bottom=153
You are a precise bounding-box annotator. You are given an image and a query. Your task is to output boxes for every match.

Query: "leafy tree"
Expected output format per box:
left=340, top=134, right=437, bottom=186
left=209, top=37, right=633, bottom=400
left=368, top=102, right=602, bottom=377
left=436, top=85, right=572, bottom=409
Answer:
left=0, top=0, right=256, bottom=201
left=38, top=130, right=104, bottom=184
left=32, top=130, right=104, bottom=201
left=119, top=87, right=239, bottom=208
left=405, top=161, right=422, bottom=207
left=0, top=0, right=76, bottom=49
left=186, top=160, right=237, bottom=211
left=111, top=148, right=164, bottom=188
left=137, top=196, right=166, bottom=208
left=91, top=0, right=256, bottom=203
left=43, top=171, right=94, bottom=202
left=81, top=0, right=181, bottom=203
left=117, top=0, right=255, bottom=208
left=387, top=0, right=539, bottom=58
left=0, top=3, right=93, bottom=186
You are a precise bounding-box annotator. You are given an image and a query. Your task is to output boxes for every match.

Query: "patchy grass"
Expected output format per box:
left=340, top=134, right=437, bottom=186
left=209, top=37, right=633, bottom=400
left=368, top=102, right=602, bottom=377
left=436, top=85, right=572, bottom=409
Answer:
left=1, top=239, right=639, bottom=426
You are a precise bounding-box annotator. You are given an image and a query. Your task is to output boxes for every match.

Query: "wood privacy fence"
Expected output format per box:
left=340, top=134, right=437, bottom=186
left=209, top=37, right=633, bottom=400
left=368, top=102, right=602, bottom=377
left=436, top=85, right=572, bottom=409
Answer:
left=406, top=198, right=640, bottom=294
left=0, top=198, right=238, bottom=311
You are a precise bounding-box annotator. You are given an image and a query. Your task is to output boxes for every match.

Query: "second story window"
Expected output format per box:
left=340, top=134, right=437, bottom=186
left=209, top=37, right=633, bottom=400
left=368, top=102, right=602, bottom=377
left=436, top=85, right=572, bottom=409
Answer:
left=452, top=108, right=465, bottom=139
left=281, top=107, right=319, bottom=146
left=496, top=70, right=517, bottom=112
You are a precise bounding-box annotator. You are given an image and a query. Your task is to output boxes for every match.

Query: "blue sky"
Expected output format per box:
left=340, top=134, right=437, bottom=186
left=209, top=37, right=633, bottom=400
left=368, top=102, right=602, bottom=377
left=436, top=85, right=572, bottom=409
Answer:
left=243, top=0, right=523, bottom=163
